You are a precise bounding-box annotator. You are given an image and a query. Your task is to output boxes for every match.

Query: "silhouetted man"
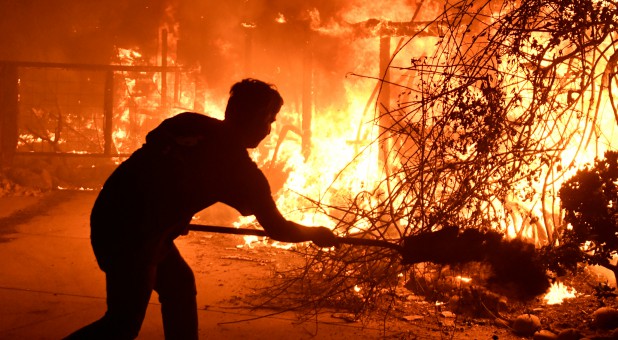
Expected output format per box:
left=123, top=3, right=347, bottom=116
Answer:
left=65, top=79, right=338, bottom=339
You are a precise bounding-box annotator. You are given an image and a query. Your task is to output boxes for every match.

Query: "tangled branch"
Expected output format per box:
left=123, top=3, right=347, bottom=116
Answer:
left=260, top=0, right=618, bottom=322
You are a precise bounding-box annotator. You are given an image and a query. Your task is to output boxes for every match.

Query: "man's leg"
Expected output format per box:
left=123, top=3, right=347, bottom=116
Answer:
left=154, top=245, right=198, bottom=340
left=64, top=263, right=156, bottom=340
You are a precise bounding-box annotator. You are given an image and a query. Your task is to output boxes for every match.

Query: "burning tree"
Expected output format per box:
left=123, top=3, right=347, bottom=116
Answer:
left=253, top=0, right=618, bottom=322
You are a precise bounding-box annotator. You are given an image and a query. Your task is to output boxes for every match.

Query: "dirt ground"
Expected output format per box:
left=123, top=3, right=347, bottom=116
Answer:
left=1, top=189, right=616, bottom=339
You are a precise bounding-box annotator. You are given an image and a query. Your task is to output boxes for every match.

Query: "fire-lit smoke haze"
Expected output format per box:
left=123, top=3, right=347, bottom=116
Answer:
left=2, top=0, right=617, bottom=251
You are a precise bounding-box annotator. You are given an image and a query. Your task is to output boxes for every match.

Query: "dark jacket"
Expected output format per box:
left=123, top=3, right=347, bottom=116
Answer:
left=90, top=112, right=275, bottom=269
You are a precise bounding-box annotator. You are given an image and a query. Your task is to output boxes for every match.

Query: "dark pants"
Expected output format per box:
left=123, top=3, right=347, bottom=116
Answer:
left=65, top=245, right=198, bottom=340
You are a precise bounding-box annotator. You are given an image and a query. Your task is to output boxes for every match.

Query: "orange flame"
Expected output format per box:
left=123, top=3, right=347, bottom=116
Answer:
left=108, top=3, right=618, bottom=251
left=543, top=282, right=577, bottom=305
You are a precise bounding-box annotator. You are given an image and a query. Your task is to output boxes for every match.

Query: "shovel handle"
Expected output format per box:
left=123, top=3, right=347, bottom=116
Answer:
left=188, top=224, right=402, bottom=252
left=189, top=224, right=268, bottom=237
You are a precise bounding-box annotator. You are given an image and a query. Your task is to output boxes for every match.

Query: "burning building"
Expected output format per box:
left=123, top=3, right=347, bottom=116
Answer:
left=0, top=0, right=442, bottom=224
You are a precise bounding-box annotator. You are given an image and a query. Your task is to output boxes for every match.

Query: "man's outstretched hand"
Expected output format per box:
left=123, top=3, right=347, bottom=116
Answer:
left=308, top=226, right=339, bottom=248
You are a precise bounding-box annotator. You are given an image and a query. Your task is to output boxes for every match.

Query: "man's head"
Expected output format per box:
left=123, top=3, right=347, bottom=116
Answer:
left=224, top=78, right=283, bottom=148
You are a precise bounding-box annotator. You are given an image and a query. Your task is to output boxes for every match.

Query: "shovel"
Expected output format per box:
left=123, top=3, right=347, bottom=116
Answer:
left=188, top=224, right=550, bottom=300
left=188, top=223, right=402, bottom=251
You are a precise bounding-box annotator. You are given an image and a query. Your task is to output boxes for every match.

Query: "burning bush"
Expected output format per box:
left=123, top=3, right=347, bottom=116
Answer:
left=545, top=151, right=618, bottom=282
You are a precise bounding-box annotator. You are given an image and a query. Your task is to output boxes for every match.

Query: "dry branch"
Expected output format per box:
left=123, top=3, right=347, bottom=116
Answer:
left=260, top=0, right=618, bottom=324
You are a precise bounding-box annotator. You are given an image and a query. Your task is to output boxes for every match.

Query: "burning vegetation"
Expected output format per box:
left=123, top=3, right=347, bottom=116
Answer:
left=1, top=0, right=618, bottom=338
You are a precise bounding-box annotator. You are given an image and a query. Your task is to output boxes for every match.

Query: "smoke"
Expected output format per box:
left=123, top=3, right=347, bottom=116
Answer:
left=0, top=0, right=170, bottom=63
left=0, top=0, right=425, bottom=110
left=173, top=0, right=354, bottom=103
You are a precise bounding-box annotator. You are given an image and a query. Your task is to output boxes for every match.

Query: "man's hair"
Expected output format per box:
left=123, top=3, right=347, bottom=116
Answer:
left=224, top=78, right=283, bottom=125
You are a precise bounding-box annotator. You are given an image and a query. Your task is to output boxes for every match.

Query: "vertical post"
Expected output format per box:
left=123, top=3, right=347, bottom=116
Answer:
left=378, top=36, right=391, bottom=166
left=173, top=68, right=180, bottom=108
left=301, top=30, right=313, bottom=160
left=103, top=70, right=114, bottom=155
left=193, top=73, right=205, bottom=112
left=378, top=36, right=397, bottom=236
left=161, top=29, right=168, bottom=111
left=0, top=63, right=19, bottom=166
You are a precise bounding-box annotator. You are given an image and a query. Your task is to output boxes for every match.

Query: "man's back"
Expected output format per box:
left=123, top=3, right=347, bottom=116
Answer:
left=90, top=113, right=274, bottom=254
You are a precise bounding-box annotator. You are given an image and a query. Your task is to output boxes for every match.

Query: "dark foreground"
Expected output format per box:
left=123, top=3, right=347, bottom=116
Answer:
left=0, top=190, right=542, bottom=339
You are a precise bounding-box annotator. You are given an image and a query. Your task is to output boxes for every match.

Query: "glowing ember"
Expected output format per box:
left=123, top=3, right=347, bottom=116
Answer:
left=242, top=235, right=261, bottom=248
left=543, top=282, right=577, bottom=305
left=57, top=186, right=95, bottom=191
left=456, top=276, right=472, bottom=283
left=115, top=48, right=142, bottom=65
left=275, top=13, right=286, bottom=24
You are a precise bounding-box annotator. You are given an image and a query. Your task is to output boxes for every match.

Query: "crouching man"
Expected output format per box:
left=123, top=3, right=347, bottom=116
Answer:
left=65, top=78, right=338, bottom=339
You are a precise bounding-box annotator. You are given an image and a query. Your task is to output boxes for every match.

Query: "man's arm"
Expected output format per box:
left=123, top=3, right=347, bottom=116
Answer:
left=253, top=207, right=338, bottom=248
left=223, top=151, right=338, bottom=248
